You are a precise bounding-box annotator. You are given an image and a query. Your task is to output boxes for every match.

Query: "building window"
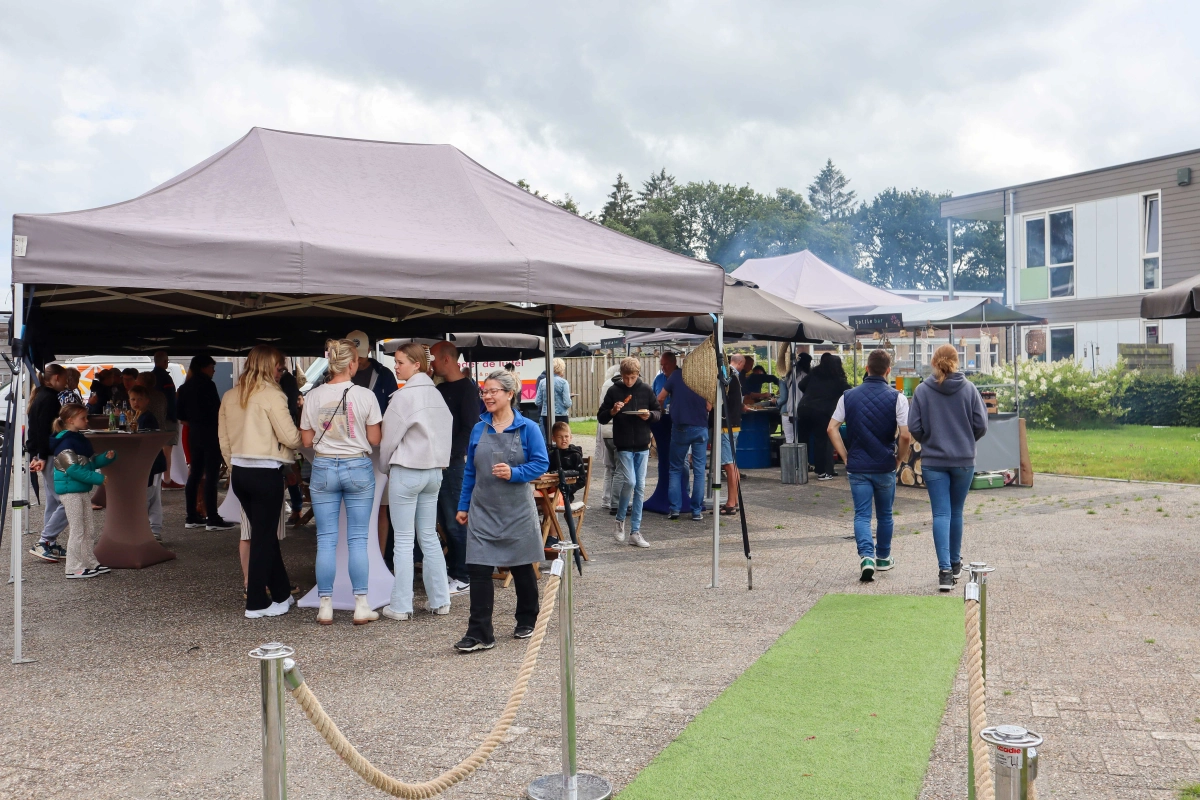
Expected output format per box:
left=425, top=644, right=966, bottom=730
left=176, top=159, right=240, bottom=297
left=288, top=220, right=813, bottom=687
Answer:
left=1050, top=326, right=1075, bottom=362
left=1142, top=192, right=1161, bottom=291
left=1145, top=322, right=1159, bottom=345
left=1023, top=209, right=1074, bottom=298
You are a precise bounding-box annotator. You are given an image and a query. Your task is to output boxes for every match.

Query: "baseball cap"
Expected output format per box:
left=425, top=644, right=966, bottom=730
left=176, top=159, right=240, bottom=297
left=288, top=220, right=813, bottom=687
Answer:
left=346, top=330, right=370, bottom=358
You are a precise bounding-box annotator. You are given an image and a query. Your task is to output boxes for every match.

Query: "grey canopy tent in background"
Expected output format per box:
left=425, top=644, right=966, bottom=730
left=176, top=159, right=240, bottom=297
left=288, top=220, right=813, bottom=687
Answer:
left=1141, top=273, right=1200, bottom=318
left=382, top=332, right=565, bottom=362
left=602, top=274, right=855, bottom=344
left=6, top=127, right=728, bottom=662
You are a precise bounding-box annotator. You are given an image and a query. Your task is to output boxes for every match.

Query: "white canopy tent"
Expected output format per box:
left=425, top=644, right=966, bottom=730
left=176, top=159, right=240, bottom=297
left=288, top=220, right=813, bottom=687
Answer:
left=730, top=249, right=913, bottom=322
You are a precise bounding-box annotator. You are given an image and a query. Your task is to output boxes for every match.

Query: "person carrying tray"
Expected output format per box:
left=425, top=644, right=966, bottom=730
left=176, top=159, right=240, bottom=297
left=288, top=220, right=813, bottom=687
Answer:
left=597, top=357, right=661, bottom=548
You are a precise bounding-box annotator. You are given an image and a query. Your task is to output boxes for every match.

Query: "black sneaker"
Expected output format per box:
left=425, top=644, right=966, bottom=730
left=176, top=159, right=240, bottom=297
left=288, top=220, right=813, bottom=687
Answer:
left=817, top=472, right=836, bottom=481
left=206, top=517, right=237, bottom=531
left=938, top=570, right=954, bottom=592
left=667, top=512, right=680, bottom=521
left=185, top=517, right=205, bottom=529
left=514, top=625, right=535, bottom=639
left=951, top=561, right=963, bottom=580
left=454, top=636, right=496, bottom=653
left=608, top=508, right=618, bottom=516
left=66, top=567, right=107, bottom=579
left=48, top=542, right=67, bottom=560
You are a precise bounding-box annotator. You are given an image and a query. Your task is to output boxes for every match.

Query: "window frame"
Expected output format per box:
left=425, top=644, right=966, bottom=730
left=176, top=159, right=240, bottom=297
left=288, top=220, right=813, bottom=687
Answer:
left=1020, top=323, right=1078, bottom=362
left=1020, top=205, right=1076, bottom=301
left=1140, top=191, right=1162, bottom=292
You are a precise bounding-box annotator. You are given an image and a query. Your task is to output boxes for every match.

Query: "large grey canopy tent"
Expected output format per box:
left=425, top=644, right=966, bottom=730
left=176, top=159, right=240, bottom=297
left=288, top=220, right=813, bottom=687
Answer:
left=863, top=297, right=1047, bottom=329
left=1140, top=273, right=1200, bottom=319
left=601, top=274, right=854, bottom=343
left=11, top=127, right=724, bottom=358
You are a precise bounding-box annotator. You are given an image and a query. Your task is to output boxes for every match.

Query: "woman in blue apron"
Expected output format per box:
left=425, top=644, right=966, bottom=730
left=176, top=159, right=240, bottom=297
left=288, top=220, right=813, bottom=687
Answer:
left=454, top=369, right=550, bottom=653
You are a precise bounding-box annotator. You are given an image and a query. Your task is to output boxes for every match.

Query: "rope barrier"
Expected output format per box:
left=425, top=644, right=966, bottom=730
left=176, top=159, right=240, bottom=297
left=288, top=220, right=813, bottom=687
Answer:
left=288, top=573, right=562, bottom=799
left=965, top=596, right=994, bottom=800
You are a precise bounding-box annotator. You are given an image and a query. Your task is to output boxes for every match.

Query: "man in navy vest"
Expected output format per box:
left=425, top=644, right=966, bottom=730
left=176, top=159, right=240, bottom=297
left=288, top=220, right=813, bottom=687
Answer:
left=827, top=350, right=911, bottom=582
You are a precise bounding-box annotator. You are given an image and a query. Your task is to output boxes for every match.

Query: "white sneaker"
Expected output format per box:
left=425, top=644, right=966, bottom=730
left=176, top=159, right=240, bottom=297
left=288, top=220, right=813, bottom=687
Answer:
left=629, top=532, right=650, bottom=548
left=614, top=518, right=627, bottom=543
left=448, top=578, right=471, bottom=595
left=245, top=600, right=291, bottom=619
left=381, top=606, right=412, bottom=621
left=425, top=602, right=451, bottom=615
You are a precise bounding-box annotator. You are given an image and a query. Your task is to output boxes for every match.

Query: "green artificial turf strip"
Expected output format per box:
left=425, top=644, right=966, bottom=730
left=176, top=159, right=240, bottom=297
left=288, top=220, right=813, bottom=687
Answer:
left=1026, top=425, right=1200, bottom=484
left=618, top=594, right=964, bottom=800
left=569, top=418, right=598, bottom=438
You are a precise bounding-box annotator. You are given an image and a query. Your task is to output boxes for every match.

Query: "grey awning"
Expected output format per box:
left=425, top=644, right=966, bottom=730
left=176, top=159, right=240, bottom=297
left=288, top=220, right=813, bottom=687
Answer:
left=1140, top=273, right=1200, bottom=319
left=864, top=298, right=1046, bottom=328
left=601, top=274, right=854, bottom=343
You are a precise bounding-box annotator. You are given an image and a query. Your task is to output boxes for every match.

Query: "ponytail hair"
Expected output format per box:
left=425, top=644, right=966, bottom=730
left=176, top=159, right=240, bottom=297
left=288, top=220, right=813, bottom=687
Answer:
left=931, top=344, right=959, bottom=384
left=53, top=403, right=87, bottom=434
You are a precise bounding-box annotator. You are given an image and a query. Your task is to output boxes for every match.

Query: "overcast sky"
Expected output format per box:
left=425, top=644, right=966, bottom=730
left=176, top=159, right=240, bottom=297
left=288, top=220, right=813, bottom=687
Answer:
left=4, top=1, right=1200, bottom=297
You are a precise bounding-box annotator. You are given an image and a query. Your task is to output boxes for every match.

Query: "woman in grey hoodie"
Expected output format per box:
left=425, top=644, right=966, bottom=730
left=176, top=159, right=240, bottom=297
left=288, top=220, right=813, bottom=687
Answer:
left=907, top=344, right=988, bottom=592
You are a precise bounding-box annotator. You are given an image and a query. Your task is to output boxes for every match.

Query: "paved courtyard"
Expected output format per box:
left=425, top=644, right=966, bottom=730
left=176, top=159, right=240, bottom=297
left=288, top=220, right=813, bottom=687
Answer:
left=2, top=459, right=1199, bottom=799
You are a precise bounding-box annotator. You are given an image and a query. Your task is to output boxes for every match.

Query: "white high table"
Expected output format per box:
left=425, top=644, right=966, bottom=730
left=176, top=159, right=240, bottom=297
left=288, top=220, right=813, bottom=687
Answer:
left=219, top=462, right=395, bottom=611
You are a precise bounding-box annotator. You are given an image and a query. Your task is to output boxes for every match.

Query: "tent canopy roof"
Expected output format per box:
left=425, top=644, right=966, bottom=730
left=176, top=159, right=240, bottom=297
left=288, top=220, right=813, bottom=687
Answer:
left=1140, top=273, right=1200, bottom=319
left=12, top=128, right=725, bottom=356
left=601, top=274, right=854, bottom=343
left=864, top=298, right=1046, bottom=328
left=730, top=250, right=912, bottom=320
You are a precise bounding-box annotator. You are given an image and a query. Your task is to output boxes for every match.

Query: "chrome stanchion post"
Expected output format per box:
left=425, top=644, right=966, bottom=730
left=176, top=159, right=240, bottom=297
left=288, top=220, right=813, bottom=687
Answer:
left=527, top=545, right=612, bottom=800
left=250, top=642, right=294, bottom=800
left=965, top=562, right=995, bottom=800
left=980, top=725, right=1042, bottom=800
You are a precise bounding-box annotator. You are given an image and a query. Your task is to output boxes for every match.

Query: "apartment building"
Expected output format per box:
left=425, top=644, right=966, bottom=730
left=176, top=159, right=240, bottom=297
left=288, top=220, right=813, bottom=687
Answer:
left=941, top=149, right=1200, bottom=373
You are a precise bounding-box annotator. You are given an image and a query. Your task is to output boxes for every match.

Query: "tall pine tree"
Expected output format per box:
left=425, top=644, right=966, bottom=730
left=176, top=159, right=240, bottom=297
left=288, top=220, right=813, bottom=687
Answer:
left=600, top=173, right=638, bottom=230
left=807, top=159, right=857, bottom=221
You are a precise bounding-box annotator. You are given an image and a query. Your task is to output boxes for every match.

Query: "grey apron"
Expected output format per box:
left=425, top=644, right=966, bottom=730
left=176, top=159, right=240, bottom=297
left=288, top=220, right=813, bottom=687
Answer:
left=466, top=427, right=544, bottom=568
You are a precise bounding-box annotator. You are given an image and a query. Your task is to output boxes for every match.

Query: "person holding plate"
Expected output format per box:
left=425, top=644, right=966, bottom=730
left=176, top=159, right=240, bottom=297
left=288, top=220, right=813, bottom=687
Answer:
left=454, top=369, right=550, bottom=653
left=597, top=357, right=661, bottom=548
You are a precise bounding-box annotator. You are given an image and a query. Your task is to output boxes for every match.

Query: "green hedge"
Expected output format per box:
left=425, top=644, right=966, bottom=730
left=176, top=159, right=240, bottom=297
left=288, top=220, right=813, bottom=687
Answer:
left=1120, top=372, right=1200, bottom=426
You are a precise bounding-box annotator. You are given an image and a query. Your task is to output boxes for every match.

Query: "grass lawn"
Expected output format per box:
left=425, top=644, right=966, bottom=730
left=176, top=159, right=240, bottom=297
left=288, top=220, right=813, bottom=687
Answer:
left=617, top=594, right=964, bottom=800
left=569, top=418, right=597, bottom=438
left=1027, top=425, right=1200, bottom=484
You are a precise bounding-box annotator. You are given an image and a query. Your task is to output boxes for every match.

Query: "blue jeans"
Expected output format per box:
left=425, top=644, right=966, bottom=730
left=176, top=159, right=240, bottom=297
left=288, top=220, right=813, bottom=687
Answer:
left=39, top=479, right=69, bottom=543
left=389, top=465, right=450, bottom=614
left=668, top=425, right=708, bottom=514
left=309, top=456, right=375, bottom=596
left=437, top=458, right=469, bottom=583
left=615, top=449, right=649, bottom=532
left=924, top=466, right=973, bottom=571
left=848, top=472, right=895, bottom=560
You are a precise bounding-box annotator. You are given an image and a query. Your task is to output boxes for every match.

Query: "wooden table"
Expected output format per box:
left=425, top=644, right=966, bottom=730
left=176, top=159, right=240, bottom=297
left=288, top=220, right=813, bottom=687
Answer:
left=87, top=431, right=176, bottom=569
left=534, top=473, right=589, bottom=561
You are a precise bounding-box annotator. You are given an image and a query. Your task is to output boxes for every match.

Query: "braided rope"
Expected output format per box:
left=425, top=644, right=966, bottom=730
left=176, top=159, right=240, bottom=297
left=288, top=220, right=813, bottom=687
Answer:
left=965, top=597, right=994, bottom=799
left=289, top=574, right=562, bottom=798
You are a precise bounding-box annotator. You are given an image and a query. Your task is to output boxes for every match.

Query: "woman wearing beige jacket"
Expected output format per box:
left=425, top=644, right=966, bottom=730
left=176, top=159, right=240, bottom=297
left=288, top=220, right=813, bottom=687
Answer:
left=219, top=345, right=302, bottom=619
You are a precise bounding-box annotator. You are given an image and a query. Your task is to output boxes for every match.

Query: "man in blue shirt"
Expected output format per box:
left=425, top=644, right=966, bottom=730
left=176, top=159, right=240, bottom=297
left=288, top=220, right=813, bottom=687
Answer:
left=651, top=352, right=677, bottom=414
left=658, top=367, right=711, bottom=521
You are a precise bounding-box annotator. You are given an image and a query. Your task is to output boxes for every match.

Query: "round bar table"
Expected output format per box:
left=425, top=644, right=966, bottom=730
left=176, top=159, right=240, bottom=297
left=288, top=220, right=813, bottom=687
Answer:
left=88, top=430, right=177, bottom=569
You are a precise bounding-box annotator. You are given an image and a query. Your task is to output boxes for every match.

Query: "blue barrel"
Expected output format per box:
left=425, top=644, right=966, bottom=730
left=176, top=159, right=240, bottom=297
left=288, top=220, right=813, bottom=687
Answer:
left=735, top=411, right=772, bottom=469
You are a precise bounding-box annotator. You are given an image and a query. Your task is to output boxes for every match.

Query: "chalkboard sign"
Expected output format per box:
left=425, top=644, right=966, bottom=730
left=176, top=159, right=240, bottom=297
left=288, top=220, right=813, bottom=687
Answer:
left=848, top=313, right=904, bottom=333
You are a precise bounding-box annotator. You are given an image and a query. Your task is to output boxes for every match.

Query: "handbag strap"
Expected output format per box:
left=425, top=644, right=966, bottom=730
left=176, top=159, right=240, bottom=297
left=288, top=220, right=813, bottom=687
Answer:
left=313, top=386, right=351, bottom=449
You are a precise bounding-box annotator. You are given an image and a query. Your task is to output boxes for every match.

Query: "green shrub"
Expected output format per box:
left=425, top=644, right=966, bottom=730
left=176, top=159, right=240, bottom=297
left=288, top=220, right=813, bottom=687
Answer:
left=1120, top=371, right=1200, bottom=426
left=969, top=361, right=1131, bottom=429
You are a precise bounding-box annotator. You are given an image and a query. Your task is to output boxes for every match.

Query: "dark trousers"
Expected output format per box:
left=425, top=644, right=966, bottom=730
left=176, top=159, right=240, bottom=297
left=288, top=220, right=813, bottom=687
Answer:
left=186, top=435, right=222, bottom=522
left=287, top=482, right=302, bottom=514
left=796, top=411, right=834, bottom=474
left=232, top=466, right=291, bottom=611
left=437, top=459, right=469, bottom=583
left=466, top=563, right=538, bottom=644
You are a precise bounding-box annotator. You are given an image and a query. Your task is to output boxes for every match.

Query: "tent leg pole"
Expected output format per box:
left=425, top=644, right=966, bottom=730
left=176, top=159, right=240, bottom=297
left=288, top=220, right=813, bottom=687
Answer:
left=546, top=317, right=555, bottom=437
left=11, top=283, right=33, bottom=664
left=709, top=314, right=723, bottom=590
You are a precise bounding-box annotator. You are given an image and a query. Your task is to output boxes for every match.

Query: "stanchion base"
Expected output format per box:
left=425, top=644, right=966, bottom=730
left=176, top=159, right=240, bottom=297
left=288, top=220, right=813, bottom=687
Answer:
left=527, top=773, right=613, bottom=800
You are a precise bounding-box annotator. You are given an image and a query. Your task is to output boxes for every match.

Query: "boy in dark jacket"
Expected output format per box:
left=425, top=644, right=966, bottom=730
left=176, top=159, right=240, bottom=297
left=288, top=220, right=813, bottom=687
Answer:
left=597, top=357, right=661, bottom=548
left=28, top=365, right=68, bottom=562
left=546, top=421, right=588, bottom=549
left=176, top=355, right=234, bottom=530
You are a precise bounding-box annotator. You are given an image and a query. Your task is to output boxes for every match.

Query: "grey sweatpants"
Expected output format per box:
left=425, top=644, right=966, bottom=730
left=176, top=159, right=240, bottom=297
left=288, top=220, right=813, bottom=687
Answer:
left=62, top=492, right=99, bottom=574
left=39, top=479, right=69, bottom=544
left=147, top=481, right=163, bottom=538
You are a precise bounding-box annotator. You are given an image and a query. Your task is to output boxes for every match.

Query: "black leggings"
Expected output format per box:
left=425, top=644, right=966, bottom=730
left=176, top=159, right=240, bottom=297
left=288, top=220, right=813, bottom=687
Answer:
left=232, top=466, right=291, bottom=611
left=795, top=411, right=834, bottom=475
left=466, top=563, right=539, bottom=644
left=186, top=435, right=223, bottom=522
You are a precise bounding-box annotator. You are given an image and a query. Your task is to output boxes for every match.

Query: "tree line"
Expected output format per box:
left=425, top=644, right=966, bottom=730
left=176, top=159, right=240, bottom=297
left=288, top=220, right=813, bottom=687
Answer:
left=518, top=160, right=1004, bottom=292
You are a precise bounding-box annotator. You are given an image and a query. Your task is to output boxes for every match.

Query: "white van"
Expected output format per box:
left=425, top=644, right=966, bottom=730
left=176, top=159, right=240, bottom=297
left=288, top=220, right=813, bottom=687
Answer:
left=58, top=356, right=187, bottom=399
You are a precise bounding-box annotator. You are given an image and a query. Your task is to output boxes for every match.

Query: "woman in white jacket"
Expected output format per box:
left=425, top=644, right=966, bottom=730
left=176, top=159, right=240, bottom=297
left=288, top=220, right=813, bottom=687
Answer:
left=378, top=343, right=454, bottom=620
